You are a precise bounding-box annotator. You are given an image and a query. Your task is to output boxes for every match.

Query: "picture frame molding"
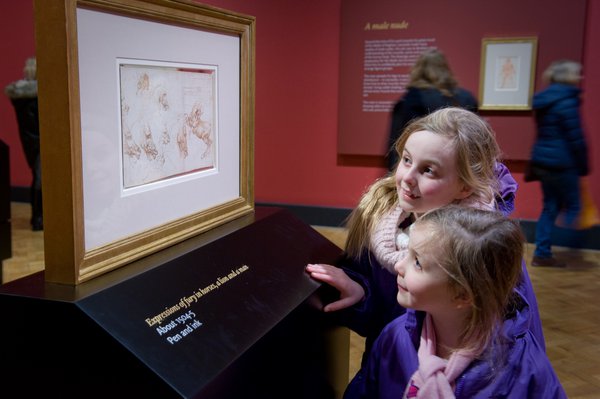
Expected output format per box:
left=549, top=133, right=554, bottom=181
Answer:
left=478, top=36, right=538, bottom=110
left=34, top=0, right=255, bottom=284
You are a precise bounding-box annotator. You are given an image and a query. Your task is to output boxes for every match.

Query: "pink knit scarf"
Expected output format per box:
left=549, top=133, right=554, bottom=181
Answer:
left=404, top=314, right=475, bottom=399
left=370, top=196, right=495, bottom=275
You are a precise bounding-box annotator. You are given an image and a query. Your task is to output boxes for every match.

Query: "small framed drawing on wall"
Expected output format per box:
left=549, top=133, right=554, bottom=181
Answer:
left=479, top=37, right=538, bottom=110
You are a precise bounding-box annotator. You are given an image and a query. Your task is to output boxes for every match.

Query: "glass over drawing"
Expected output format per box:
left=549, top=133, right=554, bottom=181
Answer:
left=119, top=62, right=216, bottom=189
left=495, top=56, right=520, bottom=91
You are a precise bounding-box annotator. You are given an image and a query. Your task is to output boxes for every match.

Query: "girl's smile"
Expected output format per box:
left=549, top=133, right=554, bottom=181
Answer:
left=400, top=185, right=420, bottom=200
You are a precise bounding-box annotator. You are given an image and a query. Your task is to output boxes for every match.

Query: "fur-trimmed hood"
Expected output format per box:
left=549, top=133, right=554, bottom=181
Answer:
left=4, top=79, right=37, bottom=99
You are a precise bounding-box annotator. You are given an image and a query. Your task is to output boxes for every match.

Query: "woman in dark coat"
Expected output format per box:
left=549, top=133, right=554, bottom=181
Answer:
left=528, top=60, right=588, bottom=267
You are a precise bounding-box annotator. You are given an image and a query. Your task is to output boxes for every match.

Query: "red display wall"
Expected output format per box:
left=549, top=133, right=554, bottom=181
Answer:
left=0, top=0, right=598, bottom=223
left=337, top=0, right=586, bottom=162
left=0, top=2, right=37, bottom=188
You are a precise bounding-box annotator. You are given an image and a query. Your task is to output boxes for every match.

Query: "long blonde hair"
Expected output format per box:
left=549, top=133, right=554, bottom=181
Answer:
left=408, top=48, right=458, bottom=97
left=345, top=107, right=500, bottom=258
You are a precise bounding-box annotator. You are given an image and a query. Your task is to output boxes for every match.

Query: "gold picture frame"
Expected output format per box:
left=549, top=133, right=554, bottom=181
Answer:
left=479, top=37, right=538, bottom=110
left=34, top=0, right=255, bottom=284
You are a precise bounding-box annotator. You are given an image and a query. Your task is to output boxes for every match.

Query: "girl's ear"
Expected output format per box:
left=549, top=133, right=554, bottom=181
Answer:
left=455, top=184, right=473, bottom=200
left=454, top=291, right=473, bottom=308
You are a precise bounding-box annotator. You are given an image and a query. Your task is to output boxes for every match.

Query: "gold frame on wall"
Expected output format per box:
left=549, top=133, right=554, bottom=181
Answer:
left=479, top=37, right=538, bottom=110
left=34, top=0, right=255, bottom=285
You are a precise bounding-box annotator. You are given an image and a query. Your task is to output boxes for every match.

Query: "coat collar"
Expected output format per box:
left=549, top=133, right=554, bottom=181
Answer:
left=404, top=288, right=532, bottom=350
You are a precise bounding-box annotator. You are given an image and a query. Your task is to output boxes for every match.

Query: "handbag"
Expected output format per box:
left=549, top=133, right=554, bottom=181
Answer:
left=577, top=177, right=600, bottom=229
left=524, top=162, right=547, bottom=182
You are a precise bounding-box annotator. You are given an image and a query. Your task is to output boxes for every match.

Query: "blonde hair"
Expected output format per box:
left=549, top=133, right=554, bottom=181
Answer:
left=543, top=59, right=582, bottom=85
left=413, top=205, right=524, bottom=355
left=408, top=48, right=458, bottom=97
left=345, top=107, right=500, bottom=258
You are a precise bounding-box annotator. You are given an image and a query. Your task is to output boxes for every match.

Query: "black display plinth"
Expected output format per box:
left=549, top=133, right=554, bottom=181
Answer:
left=0, top=207, right=348, bottom=398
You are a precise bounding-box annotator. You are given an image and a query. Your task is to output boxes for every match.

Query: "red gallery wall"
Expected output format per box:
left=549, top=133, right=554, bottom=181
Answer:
left=337, top=0, right=586, bottom=162
left=0, top=2, right=37, bottom=189
left=1, top=0, right=598, bottom=223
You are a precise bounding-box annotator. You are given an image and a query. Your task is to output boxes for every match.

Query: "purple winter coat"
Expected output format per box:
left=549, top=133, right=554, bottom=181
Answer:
left=344, top=292, right=566, bottom=399
left=334, top=163, right=545, bottom=368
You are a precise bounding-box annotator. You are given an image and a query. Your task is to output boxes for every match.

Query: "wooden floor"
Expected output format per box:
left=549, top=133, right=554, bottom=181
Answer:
left=3, top=203, right=600, bottom=398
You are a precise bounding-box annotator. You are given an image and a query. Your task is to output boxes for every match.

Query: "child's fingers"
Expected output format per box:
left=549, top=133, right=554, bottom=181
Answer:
left=307, top=270, right=342, bottom=287
left=324, top=296, right=360, bottom=312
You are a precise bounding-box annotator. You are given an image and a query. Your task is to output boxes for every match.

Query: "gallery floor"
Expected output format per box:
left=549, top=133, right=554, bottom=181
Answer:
left=3, top=202, right=600, bottom=398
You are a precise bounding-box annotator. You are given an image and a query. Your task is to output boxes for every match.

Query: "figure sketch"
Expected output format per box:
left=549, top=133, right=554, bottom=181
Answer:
left=496, top=56, right=518, bottom=90
left=119, top=62, right=216, bottom=188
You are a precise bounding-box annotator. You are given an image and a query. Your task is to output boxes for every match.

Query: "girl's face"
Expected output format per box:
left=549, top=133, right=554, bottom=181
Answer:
left=394, top=224, right=458, bottom=314
left=395, top=130, right=471, bottom=216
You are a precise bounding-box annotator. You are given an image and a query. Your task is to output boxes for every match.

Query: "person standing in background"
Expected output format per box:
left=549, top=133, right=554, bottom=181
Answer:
left=528, top=60, right=588, bottom=268
left=386, top=48, right=478, bottom=170
left=4, top=57, right=42, bottom=231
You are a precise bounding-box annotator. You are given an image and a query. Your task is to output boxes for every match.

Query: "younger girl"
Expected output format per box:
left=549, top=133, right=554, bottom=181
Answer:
left=346, top=205, right=565, bottom=398
left=306, top=107, right=544, bottom=368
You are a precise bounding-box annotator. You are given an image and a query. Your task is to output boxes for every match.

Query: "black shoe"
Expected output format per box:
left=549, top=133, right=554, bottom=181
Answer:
left=531, top=256, right=566, bottom=268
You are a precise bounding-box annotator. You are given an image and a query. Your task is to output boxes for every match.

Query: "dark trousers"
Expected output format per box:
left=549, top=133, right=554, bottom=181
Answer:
left=534, top=169, right=581, bottom=258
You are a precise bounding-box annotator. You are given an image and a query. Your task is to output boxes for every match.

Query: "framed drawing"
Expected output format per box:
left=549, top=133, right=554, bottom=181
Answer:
left=479, top=37, right=538, bottom=110
left=34, top=0, right=255, bottom=284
